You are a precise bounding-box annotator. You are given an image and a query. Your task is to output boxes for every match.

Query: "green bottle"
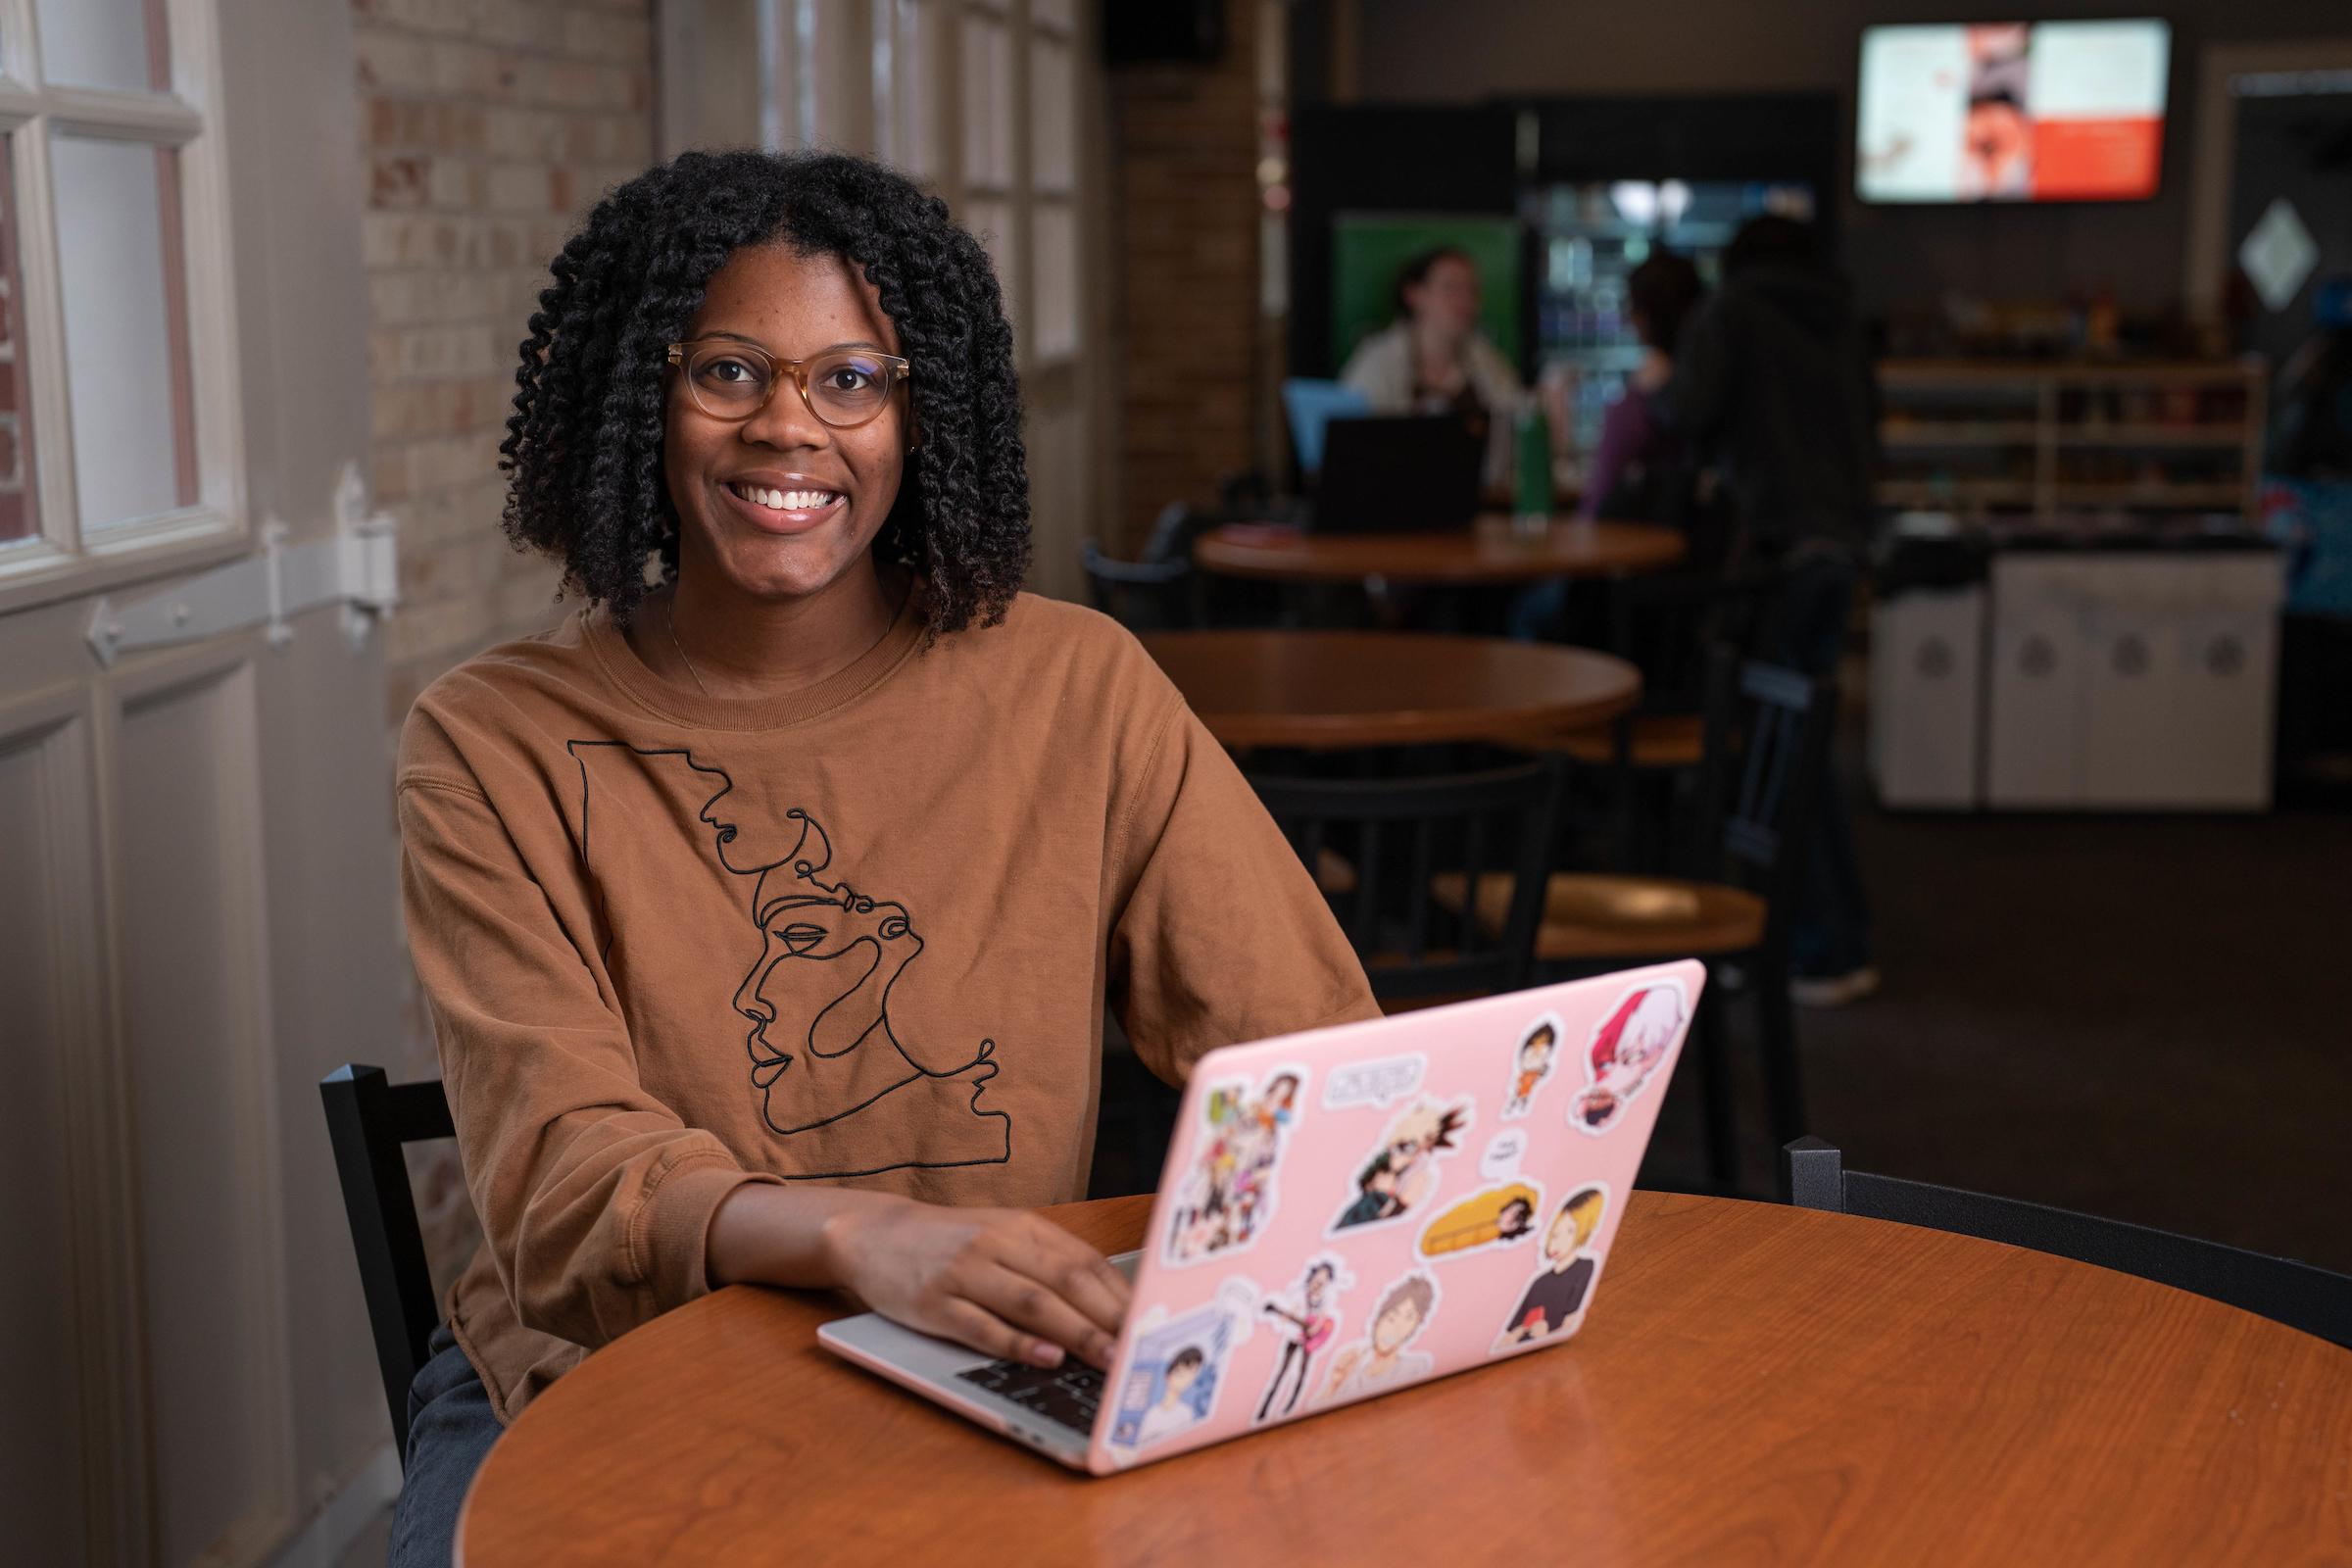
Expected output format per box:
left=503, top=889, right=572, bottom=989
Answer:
left=1513, top=402, right=1550, bottom=537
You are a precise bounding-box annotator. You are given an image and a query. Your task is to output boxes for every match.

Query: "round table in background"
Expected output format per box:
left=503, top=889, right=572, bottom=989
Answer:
left=1193, top=515, right=1688, bottom=587
left=1138, top=630, right=1641, bottom=750
left=458, top=1193, right=2352, bottom=1567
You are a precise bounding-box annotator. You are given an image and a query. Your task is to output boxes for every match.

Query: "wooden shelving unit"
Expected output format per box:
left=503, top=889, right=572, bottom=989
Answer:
left=1876, top=359, right=2267, bottom=521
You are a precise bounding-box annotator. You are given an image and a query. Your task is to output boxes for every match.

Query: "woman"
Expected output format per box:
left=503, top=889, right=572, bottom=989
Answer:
left=1340, top=246, right=1524, bottom=485
left=389, top=150, right=1377, bottom=1565
left=1582, top=250, right=1703, bottom=522
left=1508, top=250, right=1704, bottom=642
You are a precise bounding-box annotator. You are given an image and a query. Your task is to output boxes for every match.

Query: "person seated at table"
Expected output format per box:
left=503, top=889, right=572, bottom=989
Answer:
left=387, top=149, right=1378, bottom=1568
left=1340, top=246, right=1525, bottom=487
left=1508, top=250, right=1706, bottom=641
left=1581, top=251, right=1704, bottom=523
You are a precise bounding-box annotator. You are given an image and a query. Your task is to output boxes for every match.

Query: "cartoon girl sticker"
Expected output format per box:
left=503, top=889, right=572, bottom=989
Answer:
left=1503, top=1015, right=1560, bottom=1119
left=1330, top=1098, right=1470, bottom=1232
left=1164, top=1067, right=1308, bottom=1266
left=1315, top=1271, right=1440, bottom=1407
left=1254, top=1256, right=1348, bottom=1423
left=1493, top=1186, right=1607, bottom=1351
left=1569, top=984, right=1685, bottom=1135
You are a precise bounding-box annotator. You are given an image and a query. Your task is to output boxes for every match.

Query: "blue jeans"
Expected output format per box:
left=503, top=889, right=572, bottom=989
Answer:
left=388, top=1324, right=505, bottom=1568
left=1758, top=550, right=1875, bottom=977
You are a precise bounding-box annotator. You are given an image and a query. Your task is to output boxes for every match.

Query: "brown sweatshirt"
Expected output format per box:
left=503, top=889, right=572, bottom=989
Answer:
left=396, top=589, right=1378, bottom=1420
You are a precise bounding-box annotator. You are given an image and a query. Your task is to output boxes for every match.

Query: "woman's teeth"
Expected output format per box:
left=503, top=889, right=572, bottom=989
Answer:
left=730, top=482, right=838, bottom=512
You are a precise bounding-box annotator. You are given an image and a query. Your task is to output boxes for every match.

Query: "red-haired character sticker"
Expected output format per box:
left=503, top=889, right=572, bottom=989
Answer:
left=1568, top=984, right=1685, bottom=1136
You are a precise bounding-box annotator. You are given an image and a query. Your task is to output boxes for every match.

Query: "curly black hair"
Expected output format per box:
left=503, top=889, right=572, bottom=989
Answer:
left=500, top=149, right=1029, bottom=635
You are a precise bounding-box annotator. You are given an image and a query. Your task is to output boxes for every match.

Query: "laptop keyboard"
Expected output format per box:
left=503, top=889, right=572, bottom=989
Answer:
left=955, top=1357, right=1105, bottom=1435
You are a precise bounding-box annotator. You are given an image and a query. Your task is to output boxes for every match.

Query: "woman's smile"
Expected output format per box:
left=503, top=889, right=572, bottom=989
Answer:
left=719, top=469, right=851, bottom=535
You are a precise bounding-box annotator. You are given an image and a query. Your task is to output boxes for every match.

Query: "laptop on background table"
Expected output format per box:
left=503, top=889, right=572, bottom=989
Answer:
left=1310, top=414, right=1484, bottom=534
left=820, top=960, right=1703, bottom=1474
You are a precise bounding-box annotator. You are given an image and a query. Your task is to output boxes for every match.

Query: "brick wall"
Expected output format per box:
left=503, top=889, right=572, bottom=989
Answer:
left=353, top=0, right=659, bottom=1276
left=1108, top=0, right=1263, bottom=548
left=357, top=0, right=656, bottom=731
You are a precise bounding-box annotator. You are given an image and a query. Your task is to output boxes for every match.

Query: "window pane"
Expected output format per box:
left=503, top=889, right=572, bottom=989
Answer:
left=34, top=0, right=171, bottom=94
left=964, top=195, right=1017, bottom=330
left=53, top=135, right=196, bottom=532
left=960, top=14, right=1011, bottom=190
left=0, top=144, right=37, bottom=546
left=682, top=0, right=762, bottom=152
left=1034, top=202, right=1076, bottom=363
left=891, top=0, right=941, bottom=177
left=1031, top=35, right=1074, bottom=196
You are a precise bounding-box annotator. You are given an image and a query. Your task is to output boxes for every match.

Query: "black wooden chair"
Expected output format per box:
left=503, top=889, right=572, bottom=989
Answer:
left=1250, top=756, right=1569, bottom=1009
left=1783, top=1138, right=2352, bottom=1350
left=1082, top=538, right=1199, bottom=631
left=1554, top=567, right=1785, bottom=872
left=1440, top=650, right=1838, bottom=1188
left=320, top=1063, right=456, bottom=1465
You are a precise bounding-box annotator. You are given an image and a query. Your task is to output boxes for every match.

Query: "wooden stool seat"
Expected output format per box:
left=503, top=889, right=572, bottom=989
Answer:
left=1435, top=871, right=1768, bottom=959
left=1556, top=712, right=1705, bottom=769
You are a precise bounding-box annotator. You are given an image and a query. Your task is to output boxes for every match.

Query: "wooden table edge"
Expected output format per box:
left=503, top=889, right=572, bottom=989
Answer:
left=456, top=1190, right=2352, bottom=1566
left=1191, top=522, right=1690, bottom=585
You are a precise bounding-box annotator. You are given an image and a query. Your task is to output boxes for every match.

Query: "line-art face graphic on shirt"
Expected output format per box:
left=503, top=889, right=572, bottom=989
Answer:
left=567, top=741, right=1010, bottom=1179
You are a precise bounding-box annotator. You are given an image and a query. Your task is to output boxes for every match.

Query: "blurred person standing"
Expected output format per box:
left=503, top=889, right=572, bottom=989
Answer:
left=1665, top=215, right=1880, bottom=1005
left=1342, top=246, right=1525, bottom=487
left=1509, top=250, right=1706, bottom=640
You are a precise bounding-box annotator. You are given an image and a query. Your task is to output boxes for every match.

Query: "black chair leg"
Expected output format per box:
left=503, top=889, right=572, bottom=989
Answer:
left=1694, top=984, right=1739, bottom=1188
left=1608, top=712, right=1637, bottom=871
left=1756, top=970, right=1809, bottom=1152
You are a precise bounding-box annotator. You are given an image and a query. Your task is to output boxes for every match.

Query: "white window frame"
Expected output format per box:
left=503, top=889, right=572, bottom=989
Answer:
left=661, top=0, right=1085, bottom=375
left=0, top=0, right=247, bottom=613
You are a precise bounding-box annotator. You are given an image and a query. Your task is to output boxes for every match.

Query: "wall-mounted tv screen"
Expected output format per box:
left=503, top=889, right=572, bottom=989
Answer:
left=1857, top=20, right=2171, bottom=203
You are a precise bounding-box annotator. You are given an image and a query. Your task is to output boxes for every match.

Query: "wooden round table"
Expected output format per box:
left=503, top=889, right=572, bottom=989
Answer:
left=459, top=1193, right=2352, bottom=1567
left=1194, top=515, right=1687, bottom=586
left=1139, top=630, right=1641, bottom=750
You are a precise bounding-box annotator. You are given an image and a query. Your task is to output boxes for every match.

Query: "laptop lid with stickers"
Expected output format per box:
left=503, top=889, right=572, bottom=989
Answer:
left=1087, top=960, right=1701, bottom=1473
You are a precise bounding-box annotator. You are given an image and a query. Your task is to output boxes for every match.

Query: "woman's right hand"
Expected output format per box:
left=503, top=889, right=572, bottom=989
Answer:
left=823, top=1197, right=1132, bottom=1371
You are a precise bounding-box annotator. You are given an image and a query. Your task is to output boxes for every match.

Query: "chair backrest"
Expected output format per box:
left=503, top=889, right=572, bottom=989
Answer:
left=1690, top=650, right=1836, bottom=915
left=1141, top=501, right=1224, bottom=566
left=1604, top=567, right=1782, bottom=717
left=1249, top=757, right=1567, bottom=1006
left=319, top=1064, right=457, bottom=1464
left=1783, top=1138, right=2352, bottom=1350
left=1082, top=538, right=1198, bottom=631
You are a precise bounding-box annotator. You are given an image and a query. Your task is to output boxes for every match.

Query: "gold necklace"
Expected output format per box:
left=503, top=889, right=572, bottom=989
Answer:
left=664, top=595, right=713, bottom=699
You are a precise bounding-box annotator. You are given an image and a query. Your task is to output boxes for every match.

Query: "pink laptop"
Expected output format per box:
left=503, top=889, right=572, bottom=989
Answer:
left=819, top=960, right=1703, bottom=1472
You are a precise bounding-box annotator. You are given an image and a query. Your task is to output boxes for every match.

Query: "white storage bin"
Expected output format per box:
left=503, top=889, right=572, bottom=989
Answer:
left=1870, top=586, right=1985, bottom=808
left=1985, top=555, right=2088, bottom=808
left=1984, top=551, right=2282, bottom=809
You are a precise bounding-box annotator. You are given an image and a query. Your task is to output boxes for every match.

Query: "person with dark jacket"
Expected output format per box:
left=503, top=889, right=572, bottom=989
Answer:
left=1668, top=216, right=1877, bottom=553
left=1664, top=216, right=1880, bottom=1004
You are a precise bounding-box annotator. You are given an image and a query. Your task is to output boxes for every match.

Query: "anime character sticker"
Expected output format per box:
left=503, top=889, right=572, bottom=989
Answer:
left=1502, top=1014, right=1561, bottom=1119
left=1314, top=1270, right=1441, bottom=1408
left=1492, top=1185, right=1608, bottom=1352
left=1108, top=1299, right=1238, bottom=1451
left=1254, top=1255, right=1351, bottom=1424
left=1569, top=984, right=1686, bottom=1136
left=1164, top=1067, right=1307, bottom=1266
left=1329, top=1098, right=1472, bottom=1233
left=1416, top=1180, right=1544, bottom=1260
